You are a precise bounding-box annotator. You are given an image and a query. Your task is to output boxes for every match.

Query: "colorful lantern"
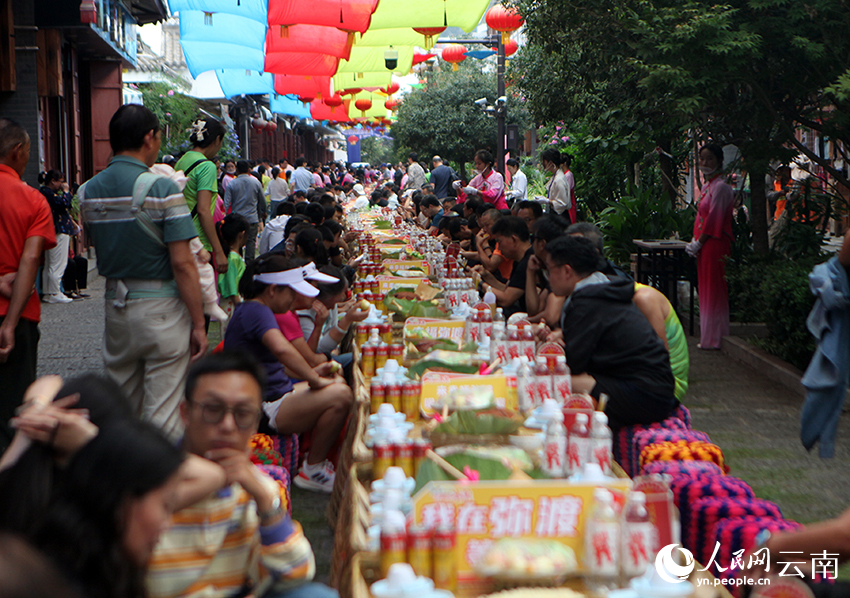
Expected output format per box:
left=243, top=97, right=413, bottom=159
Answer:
left=381, top=82, right=400, bottom=97
left=298, top=96, right=315, bottom=106
left=385, top=98, right=398, bottom=110
left=252, top=117, right=267, bottom=131
left=266, top=121, right=278, bottom=133
left=412, top=27, right=446, bottom=51
left=441, top=44, right=466, bottom=71
left=80, top=0, right=97, bottom=24
left=485, top=4, right=524, bottom=45
left=324, top=94, right=344, bottom=107
left=354, top=98, right=372, bottom=117
left=347, top=135, right=359, bottom=144
left=339, top=88, right=362, bottom=96
left=504, top=38, right=518, bottom=57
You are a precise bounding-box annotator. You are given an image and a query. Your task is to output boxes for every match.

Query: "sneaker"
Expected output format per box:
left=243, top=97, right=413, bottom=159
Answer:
left=44, top=293, right=72, bottom=304
left=293, top=460, right=336, bottom=493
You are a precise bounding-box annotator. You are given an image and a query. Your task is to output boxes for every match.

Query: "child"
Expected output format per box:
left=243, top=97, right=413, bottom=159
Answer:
left=217, top=213, right=250, bottom=333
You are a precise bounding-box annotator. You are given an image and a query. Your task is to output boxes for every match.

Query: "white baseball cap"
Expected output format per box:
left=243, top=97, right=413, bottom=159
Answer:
left=302, top=262, right=340, bottom=284
left=253, top=268, right=319, bottom=297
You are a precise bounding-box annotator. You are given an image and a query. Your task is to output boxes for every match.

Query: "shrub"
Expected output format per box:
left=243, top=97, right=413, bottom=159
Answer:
left=727, top=253, right=821, bottom=371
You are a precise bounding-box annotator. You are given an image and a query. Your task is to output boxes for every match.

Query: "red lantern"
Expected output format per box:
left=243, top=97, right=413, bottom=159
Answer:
left=441, top=44, right=467, bottom=72
left=297, top=96, right=314, bottom=106
left=381, top=82, right=400, bottom=97
left=252, top=117, right=267, bottom=131
left=339, top=88, right=362, bottom=96
left=266, top=121, right=278, bottom=133
left=412, top=27, right=446, bottom=50
left=504, top=38, right=518, bottom=57
left=486, top=4, right=524, bottom=45
left=80, top=0, right=97, bottom=24
left=354, top=98, right=372, bottom=118
left=324, top=94, right=343, bottom=107
left=347, top=135, right=359, bottom=145
left=385, top=98, right=398, bottom=110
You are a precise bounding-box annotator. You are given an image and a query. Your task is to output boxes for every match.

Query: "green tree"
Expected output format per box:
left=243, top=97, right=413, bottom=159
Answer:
left=391, top=62, right=530, bottom=175
left=509, top=0, right=850, bottom=254
left=360, top=135, right=395, bottom=165
left=140, top=80, right=202, bottom=158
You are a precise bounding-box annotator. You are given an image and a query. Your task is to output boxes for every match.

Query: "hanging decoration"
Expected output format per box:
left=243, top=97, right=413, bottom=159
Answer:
left=485, top=4, right=523, bottom=45
left=354, top=97, right=373, bottom=118
left=503, top=38, right=518, bottom=57
left=347, top=135, right=360, bottom=144
left=412, top=26, right=446, bottom=50
left=385, top=98, right=398, bottom=110
left=441, top=44, right=466, bottom=71
left=324, top=94, right=344, bottom=107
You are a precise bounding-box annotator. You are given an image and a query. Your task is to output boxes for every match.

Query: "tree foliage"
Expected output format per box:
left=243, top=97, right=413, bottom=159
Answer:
left=360, top=135, right=395, bottom=165
left=509, top=0, right=850, bottom=253
left=391, top=62, right=530, bottom=173
left=140, top=80, right=203, bottom=159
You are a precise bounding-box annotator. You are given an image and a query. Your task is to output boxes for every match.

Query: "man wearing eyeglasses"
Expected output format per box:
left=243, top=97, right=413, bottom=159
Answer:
left=147, top=351, right=337, bottom=598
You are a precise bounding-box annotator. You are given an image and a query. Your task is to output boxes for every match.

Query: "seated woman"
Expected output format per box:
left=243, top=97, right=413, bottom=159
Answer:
left=296, top=265, right=368, bottom=371
left=223, top=255, right=353, bottom=493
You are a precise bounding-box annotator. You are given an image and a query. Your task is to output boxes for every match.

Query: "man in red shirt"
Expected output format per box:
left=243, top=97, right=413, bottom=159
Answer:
left=0, top=119, right=56, bottom=450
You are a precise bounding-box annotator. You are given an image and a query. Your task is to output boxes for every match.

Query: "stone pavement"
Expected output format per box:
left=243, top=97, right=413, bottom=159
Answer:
left=34, top=277, right=850, bottom=578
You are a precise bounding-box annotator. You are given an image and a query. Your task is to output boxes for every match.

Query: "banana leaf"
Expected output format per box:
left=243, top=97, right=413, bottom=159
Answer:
left=433, top=409, right=525, bottom=435
left=406, top=350, right=482, bottom=378
left=413, top=452, right=512, bottom=493
left=374, top=220, right=393, bottom=229
left=381, top=238, right=406, bottom=244
left=386, top=294, right=448, bottom=319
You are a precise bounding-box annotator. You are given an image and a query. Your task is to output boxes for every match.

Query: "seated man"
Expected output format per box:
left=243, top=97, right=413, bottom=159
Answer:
left=545, top=235, right=678, bottom=429
left=567, top=222, right=687, bottom=400
left=419, top=195, right=443, bottom=235
left=147, top=352, right=336, bottom=598
left=477, top=216, right=534, bottom=317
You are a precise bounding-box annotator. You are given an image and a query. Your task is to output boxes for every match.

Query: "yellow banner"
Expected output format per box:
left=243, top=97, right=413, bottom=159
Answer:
left=403, top=317, right=464, bottom=342
left=411, top=479, right=632, bottom=590
left=420, top=372, right=514, bottom=414
left=378, top=275, right=431, bottom=294
left=382, top=259, right=431, bottom=275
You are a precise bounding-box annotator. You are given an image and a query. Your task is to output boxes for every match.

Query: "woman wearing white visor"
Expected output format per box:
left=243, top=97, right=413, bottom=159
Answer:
left=223, top=255, right=353, bottom=492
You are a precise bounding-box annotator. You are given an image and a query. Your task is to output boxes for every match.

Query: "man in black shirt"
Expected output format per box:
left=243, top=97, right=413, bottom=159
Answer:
left=430, top=155, right=457, bottom=199
left=545, top=235, right=678, bottom=429
left=476, top=216, right=534, bottom=317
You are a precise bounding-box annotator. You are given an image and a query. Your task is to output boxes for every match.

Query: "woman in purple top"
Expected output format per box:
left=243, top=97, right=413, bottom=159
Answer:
left=223, top=255, right=352, bottom=492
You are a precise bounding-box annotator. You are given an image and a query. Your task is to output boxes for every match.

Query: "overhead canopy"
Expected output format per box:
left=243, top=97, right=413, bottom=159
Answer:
left=270, top=94, right=313, bottom=119
left=174, top=0, right=493, bottom=121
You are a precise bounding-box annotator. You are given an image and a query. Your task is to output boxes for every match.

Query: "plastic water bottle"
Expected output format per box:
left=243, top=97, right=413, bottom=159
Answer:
left=551, top=355, right=572, bottom=405
left=516, top=357, right=535, bottom=413
left=590, top=412, right=613, bottom=475
left=493, top=307, right=505, bottom=325
left=567, top=413, right=590, bottom=474
left=621, top=491, right=655, bottom=581
left=491, top=322, right=507, bottom=363
left=521, top=325, right=536, bottom=362
left=541, top=399, right=567, bottom=478
left=584, top=488, right=620, bottom=592
left=506, top=325, right=522, bottom=361
left=533, top=356, right=553, bottom=405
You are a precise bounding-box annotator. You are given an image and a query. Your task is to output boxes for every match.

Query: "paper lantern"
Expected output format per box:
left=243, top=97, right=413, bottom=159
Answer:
left=441, top=44, right=466, bottom=71
left=486, top=4, right=524, bottom=45
left=298, top=96, right=315, bottom=106
left=347, top=135, right=359, bottom=144
left=252, top=117, right=267, bottom=131
left=324, top=94, right=344, bottom=107
left=354, top=98, right=372, bottom=117
left=80, top=0, right=97, bottom=24
left=381, top=82, right=400, bottom=97
left=266, top=121, right=278, bottom=133
left=412, top=26, right=445, bottom=50
left=339, top=87, right=362, bottom=96
left=385, top=98, right=398, bottom=110
left=504, top=38, right=518, bottom=57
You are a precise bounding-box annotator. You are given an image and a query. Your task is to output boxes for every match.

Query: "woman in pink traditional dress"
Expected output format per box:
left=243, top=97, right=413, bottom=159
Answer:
left=464, top=149, right=508, bottom=210
left=686, top=143, right=735, bottom=349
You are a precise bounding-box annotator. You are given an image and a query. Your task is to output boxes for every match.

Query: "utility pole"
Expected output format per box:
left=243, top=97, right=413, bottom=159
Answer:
left=437, top=35, right=507, bottom=174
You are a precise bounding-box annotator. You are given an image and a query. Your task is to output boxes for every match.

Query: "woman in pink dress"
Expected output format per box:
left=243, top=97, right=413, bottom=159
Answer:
left=686, top=143, right=735, bottom=349
left=463, top=149, right=508, bottom=210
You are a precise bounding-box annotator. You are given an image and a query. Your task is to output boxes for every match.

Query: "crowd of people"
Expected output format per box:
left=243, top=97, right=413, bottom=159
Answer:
left=4, top=100, right=846, bottom=598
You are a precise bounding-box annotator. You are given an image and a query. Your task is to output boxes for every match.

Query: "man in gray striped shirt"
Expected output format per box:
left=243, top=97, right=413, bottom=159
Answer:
left=80, top=104, right=207, bottom=441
